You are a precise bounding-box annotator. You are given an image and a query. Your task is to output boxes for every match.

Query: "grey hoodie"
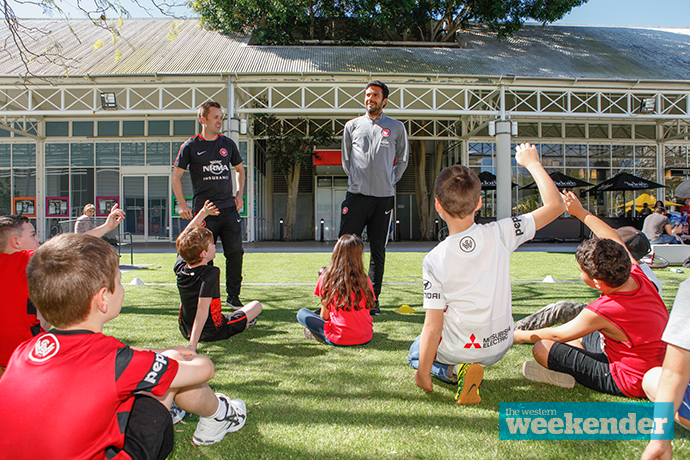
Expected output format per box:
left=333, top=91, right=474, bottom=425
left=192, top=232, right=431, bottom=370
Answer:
left=341, top=113, right=408, bottom=197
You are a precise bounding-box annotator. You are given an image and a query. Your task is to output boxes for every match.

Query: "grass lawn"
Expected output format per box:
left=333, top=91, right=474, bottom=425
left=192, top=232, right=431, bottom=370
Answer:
left=112, top=251, right=690, bottom=460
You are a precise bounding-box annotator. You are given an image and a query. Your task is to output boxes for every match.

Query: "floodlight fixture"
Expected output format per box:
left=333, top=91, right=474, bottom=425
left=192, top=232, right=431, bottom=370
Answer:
left=639, top=97, right=655, bottom=114
left=100, top=92, right=118, bottom=110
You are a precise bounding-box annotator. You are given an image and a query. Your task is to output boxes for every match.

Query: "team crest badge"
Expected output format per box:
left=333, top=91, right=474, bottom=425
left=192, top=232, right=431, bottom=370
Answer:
left=381, top=129, right=390, bottom=137
left=459, top=236, right=476, bottom=253
left=220, top=148, right=228, bottom=157
left=342, top=207, right=348, bottom=215
left=29, top=333, right=60, bottom=362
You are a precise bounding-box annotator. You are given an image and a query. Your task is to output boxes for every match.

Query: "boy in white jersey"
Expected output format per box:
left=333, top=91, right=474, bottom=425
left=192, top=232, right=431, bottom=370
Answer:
left=409, top=143, right=564, bottom=404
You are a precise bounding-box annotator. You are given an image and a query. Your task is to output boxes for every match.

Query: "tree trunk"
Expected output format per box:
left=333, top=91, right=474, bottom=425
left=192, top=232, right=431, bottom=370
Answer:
left=283, top=162, right=301, bottom=241
left=412, top=140, right=433, bottom=240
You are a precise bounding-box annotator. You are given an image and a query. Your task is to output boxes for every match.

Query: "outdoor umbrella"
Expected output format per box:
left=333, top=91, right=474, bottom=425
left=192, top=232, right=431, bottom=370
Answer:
left=477, top=171, right=517, bottom=190
left=521, top=171, right=592, bottom=190
left=586, top=172, right=665, bottom=193
left=676, top=179, right=690, bottom=199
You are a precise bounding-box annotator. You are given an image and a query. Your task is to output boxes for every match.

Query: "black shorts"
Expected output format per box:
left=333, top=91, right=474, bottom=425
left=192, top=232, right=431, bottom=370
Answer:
left=119, top=395, right=174, bottom=460
left=181, top=310, right=248, bottom=342
left=547, top=331, right=626, bottom=397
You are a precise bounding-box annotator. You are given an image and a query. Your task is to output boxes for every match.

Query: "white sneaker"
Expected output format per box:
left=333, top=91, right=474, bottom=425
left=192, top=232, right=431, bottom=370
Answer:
left=522, top=361, right=576, bottom=389
left=192, top=394, right=247, bottom=446
left=170, top=401, right=186, bottom=424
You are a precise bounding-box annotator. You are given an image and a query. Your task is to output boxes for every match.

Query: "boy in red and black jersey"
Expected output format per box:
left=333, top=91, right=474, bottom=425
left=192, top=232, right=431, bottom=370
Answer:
left=0, top=233, right=248, bottom=459
left=175, top=200, right=262, bottom=352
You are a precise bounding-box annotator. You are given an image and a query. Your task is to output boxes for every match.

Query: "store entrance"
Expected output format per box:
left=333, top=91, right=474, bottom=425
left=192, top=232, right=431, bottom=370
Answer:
left=121, top=172, right=170, bottom=242
left=314, top=176, right=348, bottom=241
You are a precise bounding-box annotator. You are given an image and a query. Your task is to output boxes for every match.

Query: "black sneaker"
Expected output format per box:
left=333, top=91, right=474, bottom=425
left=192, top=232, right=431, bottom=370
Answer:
left=370, top=301, right=381, bottom=316
left=226, top=296, right=244, bottom=310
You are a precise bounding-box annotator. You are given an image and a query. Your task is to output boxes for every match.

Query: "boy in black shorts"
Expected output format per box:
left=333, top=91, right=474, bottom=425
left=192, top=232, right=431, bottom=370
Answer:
left=175, top=200, right=262, bottom=351
left=0, top=233, right=247, bottom=458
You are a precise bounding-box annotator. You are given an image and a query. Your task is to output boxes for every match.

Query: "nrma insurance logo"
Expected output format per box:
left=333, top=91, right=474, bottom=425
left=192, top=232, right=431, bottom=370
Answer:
left=499, top=402, right=673, bottom=440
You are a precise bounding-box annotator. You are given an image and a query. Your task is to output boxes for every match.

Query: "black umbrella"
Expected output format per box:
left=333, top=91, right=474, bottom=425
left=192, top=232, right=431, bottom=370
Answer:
left=521, top=171, right=593, bottom=190
left=586, top=172, right=666, bottom=193
left=477, top=171, right=517, bottom=190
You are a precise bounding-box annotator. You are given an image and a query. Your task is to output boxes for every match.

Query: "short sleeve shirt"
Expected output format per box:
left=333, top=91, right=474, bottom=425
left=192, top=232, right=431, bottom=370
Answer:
left=174, top=135, right=242, bottom=212
left=0, top=330, right=178, bottom=459
left=174, top=256, right=226, bottom=339
left=422, top=214, right=536, bottom=366
left=314, top=275, right=374, bottom=345
left=662, top=277, right=690, bottom=351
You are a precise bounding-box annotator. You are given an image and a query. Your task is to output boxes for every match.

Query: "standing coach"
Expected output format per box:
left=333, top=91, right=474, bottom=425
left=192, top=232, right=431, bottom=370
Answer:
left=172, top=101, right=246, bottom=309
left=340, top=81, right=409, bottom=315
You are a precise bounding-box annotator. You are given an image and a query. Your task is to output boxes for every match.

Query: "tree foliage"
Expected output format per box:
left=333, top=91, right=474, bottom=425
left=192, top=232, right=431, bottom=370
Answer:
left=253, top=113, right=334, bottom=240
left=192, top=0, right=588, bottom=44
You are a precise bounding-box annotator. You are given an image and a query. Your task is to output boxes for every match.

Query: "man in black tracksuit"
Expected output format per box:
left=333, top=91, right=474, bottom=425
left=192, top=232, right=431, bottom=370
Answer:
left=172, top=101, right=246, bottom=309
left=340, top=81, right=409, bottom=315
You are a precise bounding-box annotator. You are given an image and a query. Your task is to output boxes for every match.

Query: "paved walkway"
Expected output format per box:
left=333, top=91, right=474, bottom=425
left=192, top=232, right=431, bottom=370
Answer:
left=123, top=240, right=579, bottom=254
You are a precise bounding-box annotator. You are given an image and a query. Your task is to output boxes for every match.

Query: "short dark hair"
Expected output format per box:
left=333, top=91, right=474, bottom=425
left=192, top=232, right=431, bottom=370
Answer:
left=434, top=165, right=481, bottom=219
left=0, top=215, right=30, bottom=250
left=198, top=101, right=222, bottom=121
left=176, top=227, right=214, bottom=265
left=366, top=81, right=389, bottom=100
left=654, top=207, right=666, bottom=214
left=27, top=233, right=119, bottom=328
left=615, top=226, right=650, bottom=261
left=575, top=237, right=631, bottom=288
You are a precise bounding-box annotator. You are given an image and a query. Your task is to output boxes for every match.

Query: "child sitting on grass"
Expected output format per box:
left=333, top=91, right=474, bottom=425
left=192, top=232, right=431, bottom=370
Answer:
left=514, top=191, right=669, bottom=399
left=409, top=143, right=565, bottom=404
left=175, top=200, right=262, bottom=351
left=0, top=233, right=247, bottom=458
left=297, top=234, right=375, bottom=346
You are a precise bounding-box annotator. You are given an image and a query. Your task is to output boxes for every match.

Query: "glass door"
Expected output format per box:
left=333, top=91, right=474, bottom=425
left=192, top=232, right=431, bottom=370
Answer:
left=122, top=175, right=169, bottom=241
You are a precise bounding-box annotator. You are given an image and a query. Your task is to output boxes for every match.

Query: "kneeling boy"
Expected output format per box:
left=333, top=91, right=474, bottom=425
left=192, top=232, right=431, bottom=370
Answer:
left=409, top=143, right=564, bottom=404
left=175, top=200, right=262, bottom=351
left=0, top=234, right=247, bottom=459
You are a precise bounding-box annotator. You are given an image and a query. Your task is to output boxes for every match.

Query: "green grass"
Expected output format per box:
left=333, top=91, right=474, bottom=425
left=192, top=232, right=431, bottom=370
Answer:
left=110, top=251, right=690, bottom=459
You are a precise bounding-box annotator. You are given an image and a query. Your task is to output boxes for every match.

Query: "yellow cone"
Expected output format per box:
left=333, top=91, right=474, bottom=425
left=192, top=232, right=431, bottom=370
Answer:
left=396, top=305, right=416, bottom=314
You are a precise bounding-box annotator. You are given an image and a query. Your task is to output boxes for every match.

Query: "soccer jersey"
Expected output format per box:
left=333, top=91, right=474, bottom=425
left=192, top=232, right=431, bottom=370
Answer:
left=174, top=134, right=242, bottom=212
left=585, top=264, right=669, bottom=398
left=175, top=256, right=229, bottom=341
left=422, top=214, right=536, bottom=366
left=314, top=275, right=374, bottom=346
left=0, top=330, right=178, bottom=459
left=0, top=250, right=41, bottom=368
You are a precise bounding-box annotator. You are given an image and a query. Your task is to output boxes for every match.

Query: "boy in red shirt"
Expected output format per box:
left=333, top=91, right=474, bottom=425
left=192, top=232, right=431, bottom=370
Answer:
left=0, top=233, right=247, bottom=459
left=514, top=191, right=669, bottom=398
left=0, top=206, right=124, bottom=378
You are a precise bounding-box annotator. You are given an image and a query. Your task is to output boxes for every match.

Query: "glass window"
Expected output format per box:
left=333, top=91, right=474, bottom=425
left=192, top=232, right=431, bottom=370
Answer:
left=0, top=127, right=9, bottom=138
left=45, top=168, right=70, bottom=197
left=96, top=143, right=119, bottom=166
left=70, top=168, right=94, bottom=217
left=123, top=120, right=145, bottom=136
left=0, top=170, right=11, bottom=215
left=148, top=120, right=170, bottom=136
left=239, top=141, right=248, bottom=164
left=121, top=142, right=145, bottom=166
left=13, top=122, right=26, bottom=138
left=98, top=121, right=119, bottom=137
left=540, top=144, right=563, bottom=167
left=173, top=120, right=197, bottom=136
left=13, top=168, right=36, bottom=198
left=45, top=143, right=69, bottom=167
left=73, top=121, right=94, bottom=137
left=96, top=168, right=119, bottom=197
left=589, top=145, right=610, bottom=168
left=71, top=143, right=94, bottom=167
left=664, top=146, right=685, bottom=168
left=146, top=142, right=171, bottom=166
left=612, top=145, right=633, bottom=168
left=565, top=144, right=587, bottom=167
left=46, top=121, right=69, bottom=137
left=0, top=144, right=10, bottom=167
left=12, top=144, right=36, bottom=167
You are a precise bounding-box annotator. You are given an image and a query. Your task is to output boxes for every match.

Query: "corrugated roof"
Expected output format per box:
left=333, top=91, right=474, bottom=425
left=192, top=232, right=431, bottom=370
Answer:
left=2, top=19, right=690, bottom=81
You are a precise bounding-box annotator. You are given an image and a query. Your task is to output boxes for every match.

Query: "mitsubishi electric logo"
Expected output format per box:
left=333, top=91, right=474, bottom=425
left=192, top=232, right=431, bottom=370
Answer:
left=203, top=160, right=230, bottom=176
left=464, top=334, right=482, bottom=349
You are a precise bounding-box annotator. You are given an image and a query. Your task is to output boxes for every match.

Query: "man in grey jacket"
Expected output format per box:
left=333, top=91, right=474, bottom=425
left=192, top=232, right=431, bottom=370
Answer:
left=340, top=81, right=409, bottom=315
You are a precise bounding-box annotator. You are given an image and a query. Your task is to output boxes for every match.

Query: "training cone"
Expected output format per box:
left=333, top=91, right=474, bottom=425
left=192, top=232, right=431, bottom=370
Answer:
left=542, top=275, right=556, bottom=283
left=396, top=305, right=416, bottom=314
left=130, top=277, right=145, bottom=285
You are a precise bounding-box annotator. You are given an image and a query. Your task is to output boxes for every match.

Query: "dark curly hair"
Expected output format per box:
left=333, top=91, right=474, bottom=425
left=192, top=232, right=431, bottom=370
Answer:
left=575, top=237, right=631, bottom=288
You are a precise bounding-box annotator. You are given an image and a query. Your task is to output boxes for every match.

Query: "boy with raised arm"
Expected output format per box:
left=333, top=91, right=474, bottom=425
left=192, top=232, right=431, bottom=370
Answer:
left=409, top=143, right=564, bottom=404
left=0, top=233, right=247, bottom=458
left=514, top=191, right=668, bottom=399
left=175, top=200, right=262, bottom=351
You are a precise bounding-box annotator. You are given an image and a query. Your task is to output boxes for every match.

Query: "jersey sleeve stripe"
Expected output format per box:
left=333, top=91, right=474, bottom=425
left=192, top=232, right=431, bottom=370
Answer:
left=115, top=346, right=134, bottom=382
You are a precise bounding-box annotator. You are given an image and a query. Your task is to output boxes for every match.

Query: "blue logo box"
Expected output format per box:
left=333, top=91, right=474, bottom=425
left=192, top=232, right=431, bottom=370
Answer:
left=499, top=402, right=673, bottom=440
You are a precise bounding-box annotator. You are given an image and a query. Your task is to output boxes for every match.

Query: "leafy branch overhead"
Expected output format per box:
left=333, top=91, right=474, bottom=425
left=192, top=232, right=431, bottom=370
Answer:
left=192, top=0, right=588, bottom=45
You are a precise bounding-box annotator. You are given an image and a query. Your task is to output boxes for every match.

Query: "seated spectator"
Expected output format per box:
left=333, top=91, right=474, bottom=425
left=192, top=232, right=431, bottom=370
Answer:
left=643, top=207, right=678, bottom=244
